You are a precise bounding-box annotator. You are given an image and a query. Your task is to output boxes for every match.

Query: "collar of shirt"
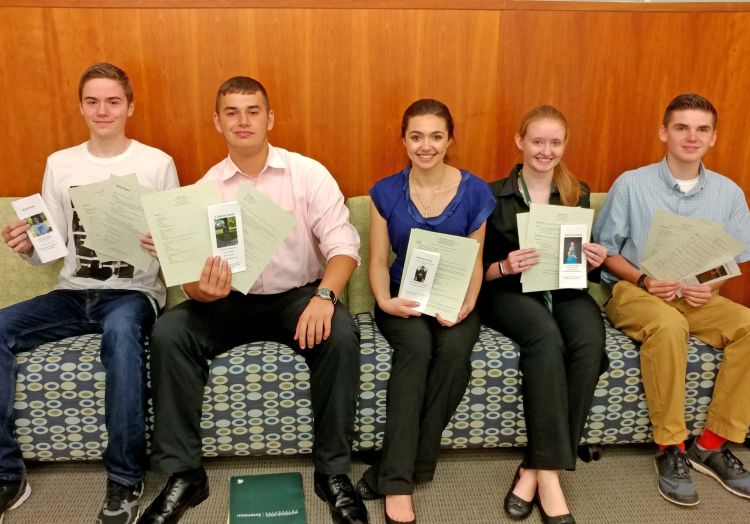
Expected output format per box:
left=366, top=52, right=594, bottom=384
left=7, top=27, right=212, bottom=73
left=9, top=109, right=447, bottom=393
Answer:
left=494, top=164, right=561, bottom=203
left=219, top=143, right=288, bottom=184
left=658, top=156, right=707, bottom=195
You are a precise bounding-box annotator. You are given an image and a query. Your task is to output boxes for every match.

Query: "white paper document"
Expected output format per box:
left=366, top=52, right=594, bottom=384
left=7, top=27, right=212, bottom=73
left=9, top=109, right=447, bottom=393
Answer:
left=398, top=228, right=479, bottom=323
left=207, top=201, right=246, bottom=273
left=559, top=224, right=588, bottom=289
left=141, top=182, right=221, bottom=287
left=85, top=175, right=155, bottom=270
left=640, top=211, right=746, bottom=281
left=11, top=194, right=68, bottom=263
left=520, top=203, right=594, bottom=292
left=230, top=182, right=297, bottom=294
left=398, top=248, right=441, bottom=313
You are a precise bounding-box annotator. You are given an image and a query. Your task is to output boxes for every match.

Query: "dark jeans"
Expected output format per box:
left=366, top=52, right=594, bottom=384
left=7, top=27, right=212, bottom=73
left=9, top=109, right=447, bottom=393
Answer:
left=148, top=284, right=360, bottom=475
left=363, top=303, right=480, bottom=495
left=0, top=289, right=154, bottom=486
left=480, top=288, right=606, bottom=470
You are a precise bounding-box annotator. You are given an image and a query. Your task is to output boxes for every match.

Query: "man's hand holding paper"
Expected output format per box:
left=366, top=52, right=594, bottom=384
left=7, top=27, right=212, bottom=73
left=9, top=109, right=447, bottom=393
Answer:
left=2, top=219, right=33, bottom=255
left=183, top=256, right=232, bottom=302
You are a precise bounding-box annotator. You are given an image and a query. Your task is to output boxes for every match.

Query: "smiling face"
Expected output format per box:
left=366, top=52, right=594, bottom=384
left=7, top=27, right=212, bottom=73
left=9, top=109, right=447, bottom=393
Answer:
left=402, top=114, right=452, bottom=170
left=515, top=117, right=567, bottom=175
left=79, top=78, right=134, bottom=140
left=659, top=109, right=717, bottom=168
left=214, top=91, right=274, bottom=155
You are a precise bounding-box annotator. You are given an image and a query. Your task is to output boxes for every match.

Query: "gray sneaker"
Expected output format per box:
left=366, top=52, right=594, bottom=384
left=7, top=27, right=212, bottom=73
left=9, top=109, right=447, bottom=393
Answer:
left=97, top=479, right=143, bottom=524
left=688, top=440, right=750, bottom=499
left=655, top=445, right=700, bottom=506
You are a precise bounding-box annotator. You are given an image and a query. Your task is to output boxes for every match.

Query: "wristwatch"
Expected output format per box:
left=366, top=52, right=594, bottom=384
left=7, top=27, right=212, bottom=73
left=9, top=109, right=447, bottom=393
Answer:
left=637, top=273, right=649, bottom=290
left=313, top=287, right=337, bottom=305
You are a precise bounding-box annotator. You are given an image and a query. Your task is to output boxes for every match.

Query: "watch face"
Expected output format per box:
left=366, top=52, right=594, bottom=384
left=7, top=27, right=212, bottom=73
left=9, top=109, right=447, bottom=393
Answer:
left=316, top=288, right=336, bottom=303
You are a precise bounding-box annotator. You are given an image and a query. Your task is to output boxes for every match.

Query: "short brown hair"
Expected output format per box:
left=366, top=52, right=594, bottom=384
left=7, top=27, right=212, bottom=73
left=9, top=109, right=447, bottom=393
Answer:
left=78, top=63, right=133, bottom=104
left=215, top=76, right=270, bottom=112
left=663, top=93, right=717, bottom=128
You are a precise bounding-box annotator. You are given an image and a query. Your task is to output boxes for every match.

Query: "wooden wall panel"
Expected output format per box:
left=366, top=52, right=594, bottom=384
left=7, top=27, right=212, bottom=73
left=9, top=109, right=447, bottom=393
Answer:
left=0, top=7, right=501, bottom=197
left=496, top=10, right=750, bottom=193
left=1, top=5, right=749, bottom=303
left=494, top=10, right=750, bottom=303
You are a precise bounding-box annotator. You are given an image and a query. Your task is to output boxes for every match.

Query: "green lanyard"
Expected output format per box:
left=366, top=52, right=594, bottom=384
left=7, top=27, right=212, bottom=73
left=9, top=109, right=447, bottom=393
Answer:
left=518, top=171, right=553, bottom=312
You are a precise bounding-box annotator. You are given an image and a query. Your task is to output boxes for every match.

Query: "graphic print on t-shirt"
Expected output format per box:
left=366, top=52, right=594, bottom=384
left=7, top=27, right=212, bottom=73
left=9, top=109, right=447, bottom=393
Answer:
left=70, top=192, right=135, bottom=280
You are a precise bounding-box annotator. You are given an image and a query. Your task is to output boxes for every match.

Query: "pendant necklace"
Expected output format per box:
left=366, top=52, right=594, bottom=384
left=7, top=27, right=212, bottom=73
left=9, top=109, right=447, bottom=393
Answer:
left=412, top=165, right=446, bottom=217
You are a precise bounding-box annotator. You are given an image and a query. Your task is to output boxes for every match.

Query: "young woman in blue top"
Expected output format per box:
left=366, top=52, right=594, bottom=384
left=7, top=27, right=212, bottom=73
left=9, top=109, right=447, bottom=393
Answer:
left=356, top=99, right=495, bottom=524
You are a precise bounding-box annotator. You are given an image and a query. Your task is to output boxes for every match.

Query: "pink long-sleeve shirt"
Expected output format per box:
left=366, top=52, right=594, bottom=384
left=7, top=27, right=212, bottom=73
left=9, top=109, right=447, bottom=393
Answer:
left=201, top=145, right=360, bottom=294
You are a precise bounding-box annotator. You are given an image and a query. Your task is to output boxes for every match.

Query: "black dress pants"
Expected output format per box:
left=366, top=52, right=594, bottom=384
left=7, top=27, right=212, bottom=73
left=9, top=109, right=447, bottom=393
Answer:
left=480, top=288, right=606, bottom=470
left=148, top=284, right=360, bottom=475
left=363, top=304, right=480, bottom=495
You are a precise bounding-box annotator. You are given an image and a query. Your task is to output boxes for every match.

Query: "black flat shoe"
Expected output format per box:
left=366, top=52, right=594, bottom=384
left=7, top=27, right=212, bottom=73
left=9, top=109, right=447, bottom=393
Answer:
left=534, top=493, right=575, bottom=524
left=356, top=477, right=383, bottom=500
left=383, top=498, right=416, bottom=524
left=313, top=473, right=368, bottom=524
left=138, top=470, right=209, bottom=524
left=504, top=464, right=534, bottom=520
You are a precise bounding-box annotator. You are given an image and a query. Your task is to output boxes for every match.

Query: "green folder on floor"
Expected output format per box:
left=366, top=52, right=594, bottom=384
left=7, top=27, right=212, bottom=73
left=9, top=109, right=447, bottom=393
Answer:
left=228, top=472, right=307, bottom=523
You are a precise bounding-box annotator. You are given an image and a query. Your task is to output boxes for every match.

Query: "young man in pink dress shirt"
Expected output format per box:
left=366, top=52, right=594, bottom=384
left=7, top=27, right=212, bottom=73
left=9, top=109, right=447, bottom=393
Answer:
left=139, top=77, right=367, bottom=524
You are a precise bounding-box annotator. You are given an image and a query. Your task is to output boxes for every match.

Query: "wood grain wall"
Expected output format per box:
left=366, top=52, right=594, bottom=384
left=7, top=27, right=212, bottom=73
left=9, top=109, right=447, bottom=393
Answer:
left=1, top=3, right=749, bottom=302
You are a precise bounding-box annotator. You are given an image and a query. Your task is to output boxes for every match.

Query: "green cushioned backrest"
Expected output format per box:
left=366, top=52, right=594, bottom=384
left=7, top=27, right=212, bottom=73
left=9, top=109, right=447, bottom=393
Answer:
left=345, top=196, right=374, bottom=314
left=0, top=197, right=62, bottom=308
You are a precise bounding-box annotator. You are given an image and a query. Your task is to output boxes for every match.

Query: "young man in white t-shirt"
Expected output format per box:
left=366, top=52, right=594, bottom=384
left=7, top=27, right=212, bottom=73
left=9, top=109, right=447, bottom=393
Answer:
left=0, top=63, right=179, bottom=524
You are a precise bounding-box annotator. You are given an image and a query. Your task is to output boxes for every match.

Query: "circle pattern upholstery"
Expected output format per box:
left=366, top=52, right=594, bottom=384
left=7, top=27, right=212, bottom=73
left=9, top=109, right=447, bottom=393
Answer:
left=12, top=313, right=723, bottom=462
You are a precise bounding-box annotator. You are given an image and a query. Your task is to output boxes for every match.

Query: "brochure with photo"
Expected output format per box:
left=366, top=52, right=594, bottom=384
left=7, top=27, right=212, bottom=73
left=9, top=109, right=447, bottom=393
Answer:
left=520, top=203, right=594, bottom=292
left=208, top=201, right=246, bottom=273
left=11, top=193, right=68, bottom=263
left=397, top=228, right=479, bottom=323
left=398, top=248, right=440, bottom=313
left=676, top=260, right=741, bottom=297
left=558, top=224, right=588, bottom=289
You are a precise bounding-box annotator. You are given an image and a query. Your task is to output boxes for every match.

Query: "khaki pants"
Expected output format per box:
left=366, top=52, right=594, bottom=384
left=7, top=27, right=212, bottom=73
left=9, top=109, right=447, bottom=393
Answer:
left=606, top=280, right=750, bottom=444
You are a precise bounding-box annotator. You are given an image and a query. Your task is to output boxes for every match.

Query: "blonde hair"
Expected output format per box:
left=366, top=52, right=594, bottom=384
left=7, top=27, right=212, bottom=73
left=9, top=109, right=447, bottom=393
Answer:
left=517, top=105, right=580, bottom=206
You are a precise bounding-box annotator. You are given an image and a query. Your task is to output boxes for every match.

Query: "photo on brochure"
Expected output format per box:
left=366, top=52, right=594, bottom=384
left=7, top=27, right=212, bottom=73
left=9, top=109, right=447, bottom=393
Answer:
left=678, top=260, right=741, bottom=292
left=399, top=248, right=440, bottom=314
left=562, top=236, right=582, bottom=265
left=26, top=213, right=53, bottom=238
left=207, top=201, right=246, bottom=273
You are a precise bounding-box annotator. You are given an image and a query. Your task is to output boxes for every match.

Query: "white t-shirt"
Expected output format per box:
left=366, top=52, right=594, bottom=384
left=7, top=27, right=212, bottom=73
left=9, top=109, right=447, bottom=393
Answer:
left=29, top=140, right=179, bottom=307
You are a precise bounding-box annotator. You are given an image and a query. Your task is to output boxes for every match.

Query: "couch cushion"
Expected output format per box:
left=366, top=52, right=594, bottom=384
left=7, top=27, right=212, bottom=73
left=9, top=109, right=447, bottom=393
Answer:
left=13, top=311, right=725, bottom=462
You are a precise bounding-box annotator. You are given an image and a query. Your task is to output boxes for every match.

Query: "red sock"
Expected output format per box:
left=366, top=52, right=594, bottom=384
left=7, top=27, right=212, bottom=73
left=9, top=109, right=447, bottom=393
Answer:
left=658, top=442, right=685, bottom=452
left=697, top=429, right=726, bottom=450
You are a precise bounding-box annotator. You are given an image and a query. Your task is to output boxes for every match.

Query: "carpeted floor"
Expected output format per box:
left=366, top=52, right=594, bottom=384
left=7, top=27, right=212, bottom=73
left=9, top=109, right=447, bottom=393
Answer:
left=4, top=444, right=750, bottom=523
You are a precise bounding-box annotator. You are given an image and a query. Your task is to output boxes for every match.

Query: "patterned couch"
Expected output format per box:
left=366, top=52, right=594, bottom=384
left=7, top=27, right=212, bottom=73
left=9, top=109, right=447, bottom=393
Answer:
left=0, top=195, right=726, bottom=464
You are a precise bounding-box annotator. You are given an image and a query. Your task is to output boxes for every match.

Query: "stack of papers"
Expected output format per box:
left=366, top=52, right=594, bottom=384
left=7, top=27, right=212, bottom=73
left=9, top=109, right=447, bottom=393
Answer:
left=640, top=210, right=745, bottom=287
left=518, top=203, right=594, bottom=292
left=397, top=228, right=479, bottom=323
left=69, top=174, right=155, bottom=271
left=141, top=182, right=296, bottom=291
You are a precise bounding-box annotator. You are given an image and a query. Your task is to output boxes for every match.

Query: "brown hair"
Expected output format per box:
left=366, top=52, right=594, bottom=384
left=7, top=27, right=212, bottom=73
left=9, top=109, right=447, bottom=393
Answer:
left=215, top=76, right=270, bottom=112
left=517, top=105, right=580, bottom=206
left=401, top=99, right=454, bottom=139
left=663, top=93, right=717, bottom=128
left=78, top=63, right=133, bottom=104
